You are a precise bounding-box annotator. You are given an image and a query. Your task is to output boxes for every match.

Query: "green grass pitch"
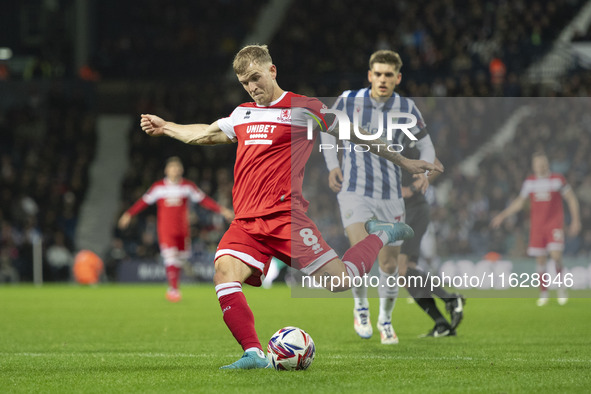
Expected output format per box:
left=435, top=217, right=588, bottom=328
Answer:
left=1, top=284, right=590, bottom=393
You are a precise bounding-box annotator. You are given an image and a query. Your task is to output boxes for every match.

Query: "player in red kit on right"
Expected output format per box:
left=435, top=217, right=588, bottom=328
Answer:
left=119, top=156, right=234, bottom=302
left=139, top=45, right=442, bottom=369
left=491, top=151, right=581, bottom=306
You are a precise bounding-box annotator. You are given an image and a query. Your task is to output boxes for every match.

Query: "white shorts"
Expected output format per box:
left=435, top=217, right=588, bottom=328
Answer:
left=337, top=191, right=405, bottom=246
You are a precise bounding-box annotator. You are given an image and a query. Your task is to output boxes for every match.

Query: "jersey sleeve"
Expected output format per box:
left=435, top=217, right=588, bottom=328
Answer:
left=187, top=182, right=206, bottom=203
left=127, top=183, right=158, bottom=215
left=186, top=181, right=221, bottom=213
left=408, top=98, right=427, bottom=137
left=558, top=174, right=572, bottom=196
left=519, top=179, right=531, bottom=199
left=414, top=134, right=435, bottom=163
left=141, top=183, right=159, bottom=205
left=217, top=111, right=236, bottom=140
left=127, top=199, right=150, bottom=216
left=199, top=195, right=222, bottom=213
left=305, top=97, right=338, bottom=134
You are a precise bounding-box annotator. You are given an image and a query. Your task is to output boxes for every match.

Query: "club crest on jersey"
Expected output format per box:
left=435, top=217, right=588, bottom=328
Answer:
left=278, top=109, right=291, bottom=122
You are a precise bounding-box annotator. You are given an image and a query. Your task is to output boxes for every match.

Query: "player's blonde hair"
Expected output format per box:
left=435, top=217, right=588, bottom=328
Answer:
left=233, top=44, right=273, bottom=75
left=369, top=50, right=403, bottom=72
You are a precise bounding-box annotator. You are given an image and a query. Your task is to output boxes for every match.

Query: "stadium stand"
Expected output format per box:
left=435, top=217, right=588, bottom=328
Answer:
left=0, top=81, right=96, bottom=281
left=1, top=0, right=590, bottom=283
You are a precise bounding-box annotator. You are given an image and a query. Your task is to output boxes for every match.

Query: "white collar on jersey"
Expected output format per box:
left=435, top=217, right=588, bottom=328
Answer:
left=255, top=91, right=288, bottom=107
left=369, top=90, right=398, bottom=108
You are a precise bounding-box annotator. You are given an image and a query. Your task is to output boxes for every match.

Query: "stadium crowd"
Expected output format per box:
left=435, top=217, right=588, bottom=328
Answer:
left=1, top=0, right=590, bottom=283
left=0, top=81, right=96, bottom=282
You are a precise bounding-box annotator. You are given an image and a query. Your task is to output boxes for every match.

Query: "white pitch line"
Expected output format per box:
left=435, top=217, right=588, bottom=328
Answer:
left=1, top=353, right=589, bottom=363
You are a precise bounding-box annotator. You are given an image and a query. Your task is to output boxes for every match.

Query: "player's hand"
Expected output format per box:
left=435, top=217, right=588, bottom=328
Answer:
left=118, top=212, right=132, bottom=229
left=490, top=214, right=504, bottom=229
left=568, top=220, right=581, bottom=237
left=328, top=168, right=343, bottom=193
left=401, top=158, right=444, bottom=176
left=220, top=207, right=234, bottom=222
left=140, top=114, right=167, bottom=137
left=412, top=173, right=429, bottom=194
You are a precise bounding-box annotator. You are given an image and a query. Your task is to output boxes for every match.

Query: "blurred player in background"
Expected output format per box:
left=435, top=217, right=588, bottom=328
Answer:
left=491, top=151, right=581, bottom=306
left=118, top=156, right=233, bottom=302
left=140, top=45, right=440, bottom=369
left=321, top=50, right=436, bottom=344
left=398, top=145, right=465, bottom=337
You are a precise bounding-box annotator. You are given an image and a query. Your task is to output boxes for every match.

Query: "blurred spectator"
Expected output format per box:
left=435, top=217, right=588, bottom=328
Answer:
left=103, top=238, right=128, bottom=282
left=45, top=231, right=73, bottom=282
left=0, top=248, right=19, bottom=283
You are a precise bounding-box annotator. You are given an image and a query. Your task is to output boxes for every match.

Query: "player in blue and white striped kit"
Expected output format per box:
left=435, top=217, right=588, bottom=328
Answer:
left=321, top=50, right=436, bottom=344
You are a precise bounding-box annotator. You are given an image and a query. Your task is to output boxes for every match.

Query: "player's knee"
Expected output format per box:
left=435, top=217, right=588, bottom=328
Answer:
left=379, top=258, right=398, bottom=275
left=214, top=259, right=232, bottom=285
left=213, top=255, right=252, bottom=285
left=313, top=273, right=352, bottom=293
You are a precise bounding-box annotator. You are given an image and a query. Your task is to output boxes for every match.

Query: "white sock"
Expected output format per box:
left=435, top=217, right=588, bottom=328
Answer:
left=262, top=259, right=280, bottom=288
left=352, top=285, right=369, bottom=309
left=378, top=268, right=398, bottom=323
left=373, top=230, right=390, bottom=247
left=245, top=347, right=265, bottom=358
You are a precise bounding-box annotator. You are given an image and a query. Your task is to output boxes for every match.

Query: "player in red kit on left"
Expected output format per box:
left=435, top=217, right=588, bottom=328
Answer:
left=118, top=156, right=234, bottom=302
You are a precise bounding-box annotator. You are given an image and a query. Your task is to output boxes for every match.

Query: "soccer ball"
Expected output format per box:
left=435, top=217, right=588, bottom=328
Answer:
left=267, top=326, right=315, bottom=371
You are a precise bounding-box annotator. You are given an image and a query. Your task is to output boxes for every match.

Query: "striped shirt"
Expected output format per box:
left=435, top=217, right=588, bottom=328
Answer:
left=321, top=88, right=428, bottom=200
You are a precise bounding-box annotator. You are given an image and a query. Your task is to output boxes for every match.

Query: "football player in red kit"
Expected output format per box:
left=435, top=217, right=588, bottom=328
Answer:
left=118, top=156, right=233, bottom=302
left=140, top=45, right=441, bottom=369
left=491, top=151, right=581, bottom=306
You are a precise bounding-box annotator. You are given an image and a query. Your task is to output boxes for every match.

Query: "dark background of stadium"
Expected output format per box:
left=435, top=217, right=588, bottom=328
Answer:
left=1, top=0, right=590, bottom=283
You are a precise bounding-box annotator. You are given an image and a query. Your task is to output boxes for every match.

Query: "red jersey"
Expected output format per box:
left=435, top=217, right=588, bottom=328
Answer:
left=217, top=92, right=334, bottom=219
left=127, top=178, right=221, bottom=238
left=519, top=173, right=570, bottom=231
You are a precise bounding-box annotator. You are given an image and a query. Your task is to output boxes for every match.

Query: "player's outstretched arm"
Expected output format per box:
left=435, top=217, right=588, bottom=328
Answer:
left=563, top=188, right=581, bottom=236
left=324, top=123, right=443, bottom=175
left=118, top=212, right=132, bottom=229
left=490, top=196, right=526, bottom=229
left=140, top=114, right=234, bottom=145
left=220, top=206, right=235, bottom=222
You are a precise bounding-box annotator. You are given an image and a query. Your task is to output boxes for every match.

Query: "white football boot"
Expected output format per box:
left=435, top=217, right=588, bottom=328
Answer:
left=353, top=307, right=373, bottom=339
left=376, top=319, right=399, bottom=345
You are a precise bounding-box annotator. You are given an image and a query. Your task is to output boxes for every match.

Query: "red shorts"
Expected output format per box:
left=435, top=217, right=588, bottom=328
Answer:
left=215, top=210, right=338, bottom=286
left=528, top=226, right=564, bottom=257
left=159, top=232, right=191, bottom=265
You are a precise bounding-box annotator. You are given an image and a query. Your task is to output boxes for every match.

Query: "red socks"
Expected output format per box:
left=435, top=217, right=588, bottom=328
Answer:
left=165, top=265, right=180, bottom=290
left=213, top=234, right=384, bottom=351
left=215, top=282, right=262, bottom=351
left=342, top=234, right=384, bottom=277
